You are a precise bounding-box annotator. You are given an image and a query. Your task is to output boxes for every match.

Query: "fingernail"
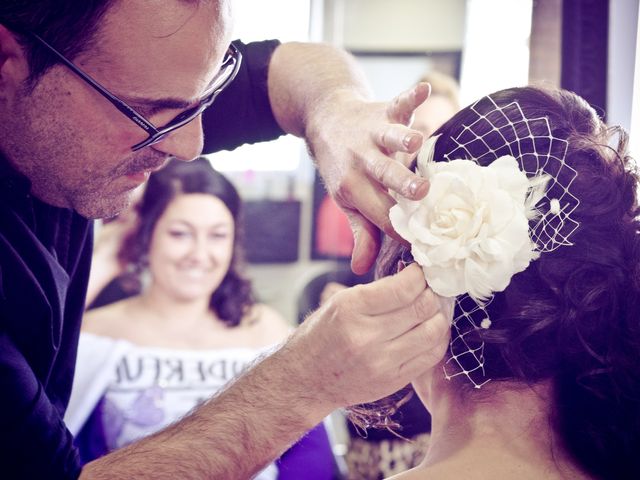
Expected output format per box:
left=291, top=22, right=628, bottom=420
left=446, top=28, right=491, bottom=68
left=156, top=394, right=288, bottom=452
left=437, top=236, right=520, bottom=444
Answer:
left=408, top=179, right=428, bottom=197
left=403, top=132, right=422, bottom=151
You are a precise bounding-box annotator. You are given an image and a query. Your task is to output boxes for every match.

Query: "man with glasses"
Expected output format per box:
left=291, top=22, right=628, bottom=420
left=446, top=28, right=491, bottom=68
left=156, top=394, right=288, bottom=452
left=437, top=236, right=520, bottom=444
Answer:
left=0, top=1, right=450, bottom=479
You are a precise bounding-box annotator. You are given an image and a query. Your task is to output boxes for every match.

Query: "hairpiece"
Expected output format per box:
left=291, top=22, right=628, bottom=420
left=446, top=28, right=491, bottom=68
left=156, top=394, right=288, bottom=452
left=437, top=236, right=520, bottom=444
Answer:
left=393, top=95, right=578, bottom=388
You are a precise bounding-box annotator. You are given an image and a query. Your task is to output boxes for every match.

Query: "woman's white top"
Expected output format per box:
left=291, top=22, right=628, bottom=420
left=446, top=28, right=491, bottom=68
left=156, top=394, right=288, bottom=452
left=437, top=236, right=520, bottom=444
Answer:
left=66, top=332, right=278, bottom=479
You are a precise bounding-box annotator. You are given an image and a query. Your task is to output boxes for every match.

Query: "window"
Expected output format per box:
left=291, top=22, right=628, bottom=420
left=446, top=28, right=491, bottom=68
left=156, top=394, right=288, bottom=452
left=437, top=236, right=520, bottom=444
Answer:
left=207, top=0, right=312, bottom=172
left=459, top=0, right=532, bottom=107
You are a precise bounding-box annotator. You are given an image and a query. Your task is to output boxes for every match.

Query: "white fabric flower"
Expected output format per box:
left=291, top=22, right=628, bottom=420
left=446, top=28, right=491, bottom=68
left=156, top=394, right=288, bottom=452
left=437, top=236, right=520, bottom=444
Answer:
left=389, top=135, right=540, bottom=301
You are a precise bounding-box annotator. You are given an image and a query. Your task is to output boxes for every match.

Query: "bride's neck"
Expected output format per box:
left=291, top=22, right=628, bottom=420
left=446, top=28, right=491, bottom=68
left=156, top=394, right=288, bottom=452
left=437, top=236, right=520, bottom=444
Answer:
left=413, top=372, right=586, bottom=477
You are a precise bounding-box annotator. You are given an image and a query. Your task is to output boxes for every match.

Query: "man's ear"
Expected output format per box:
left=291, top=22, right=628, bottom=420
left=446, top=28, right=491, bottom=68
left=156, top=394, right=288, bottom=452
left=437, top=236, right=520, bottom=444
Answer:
left=0, top=25, right=31, bottom=100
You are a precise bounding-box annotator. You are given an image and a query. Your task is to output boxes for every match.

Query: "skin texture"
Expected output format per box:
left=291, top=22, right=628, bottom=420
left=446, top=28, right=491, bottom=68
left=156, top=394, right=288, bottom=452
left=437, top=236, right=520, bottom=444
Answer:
left=0, top=1, right=452, bottom=478
left=0, top=1, right=230, bottom=219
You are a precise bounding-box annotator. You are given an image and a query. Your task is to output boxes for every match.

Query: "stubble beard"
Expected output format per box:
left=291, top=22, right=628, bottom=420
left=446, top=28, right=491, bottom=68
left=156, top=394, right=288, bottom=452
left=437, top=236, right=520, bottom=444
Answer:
left=5, top=77, right=170, bottom=219
left=68, top=150, right=171, bottom=219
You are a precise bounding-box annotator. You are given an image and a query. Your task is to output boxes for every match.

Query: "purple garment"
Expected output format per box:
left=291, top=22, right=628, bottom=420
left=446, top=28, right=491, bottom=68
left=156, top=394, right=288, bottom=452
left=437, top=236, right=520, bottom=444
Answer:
left=277, top=423, right=337, bottom=480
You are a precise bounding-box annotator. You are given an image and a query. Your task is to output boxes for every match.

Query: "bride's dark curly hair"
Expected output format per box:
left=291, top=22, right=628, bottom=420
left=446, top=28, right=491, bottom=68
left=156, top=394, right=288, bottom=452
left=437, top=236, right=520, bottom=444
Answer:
left=118, top=157, right=255, bottom=327
left=369, top=86, right=640, bottom=479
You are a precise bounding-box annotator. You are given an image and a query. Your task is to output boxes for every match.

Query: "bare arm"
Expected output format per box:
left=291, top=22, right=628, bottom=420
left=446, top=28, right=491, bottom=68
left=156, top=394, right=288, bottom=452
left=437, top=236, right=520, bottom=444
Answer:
left=84, top=226, right=126, bottom=308
left=80, top=264, right=452, bottom=479
left=268, top=42, right=431, bottom=273
left=80, top=349, right=322, bottom=479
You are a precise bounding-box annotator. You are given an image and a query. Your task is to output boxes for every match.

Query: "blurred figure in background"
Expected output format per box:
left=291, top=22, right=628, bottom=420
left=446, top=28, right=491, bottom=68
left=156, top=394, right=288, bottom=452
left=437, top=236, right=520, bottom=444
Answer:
left=66, top=158, right=337, bottom=479
left=411, top=70, right=460, bottom=138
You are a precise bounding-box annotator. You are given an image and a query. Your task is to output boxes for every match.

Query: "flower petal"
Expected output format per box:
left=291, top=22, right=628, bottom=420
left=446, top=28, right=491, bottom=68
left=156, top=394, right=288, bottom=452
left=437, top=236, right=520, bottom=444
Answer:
left=387, top=149, right=542, bottom=303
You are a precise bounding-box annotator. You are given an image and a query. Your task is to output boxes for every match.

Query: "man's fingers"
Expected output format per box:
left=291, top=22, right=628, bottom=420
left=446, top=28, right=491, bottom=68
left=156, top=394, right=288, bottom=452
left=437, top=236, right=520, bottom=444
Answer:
left=387, top=82, right=431, bottom=125
left=347, top=212, right=381, bottom=275
left=395, top=150, right=420, bottom=169
left=364, top=150, right=429, bottom=201
left=356, top=305, right=452, bottom=392
left=380, top=82, right=429, bottom=155
left=337, top=173, right=398, bottom=238
left=385, top=288, right=454, bottom=342
left=376, top=124, right=424, bottom=155
left=393, top=312, right=452, bottom=377
left=390, top=306, right=452, bottom=351
left=398, top=335, right=451, bottom=381
left=367, top=286, right=447, bottom=340
left=385, top=288, right=442, bottom=337
left=350, top=263, right=427, bottom=315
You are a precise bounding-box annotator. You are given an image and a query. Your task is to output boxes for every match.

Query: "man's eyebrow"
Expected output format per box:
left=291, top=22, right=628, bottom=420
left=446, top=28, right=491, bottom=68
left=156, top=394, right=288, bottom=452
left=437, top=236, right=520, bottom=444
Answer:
left=122, top=96, right=193, bottom=111
left=121, top=75, right=219, bottom=113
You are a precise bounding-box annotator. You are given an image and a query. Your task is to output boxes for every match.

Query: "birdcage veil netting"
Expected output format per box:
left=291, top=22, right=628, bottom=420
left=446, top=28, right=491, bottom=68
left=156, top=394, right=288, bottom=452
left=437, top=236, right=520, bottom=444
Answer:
left=437, top=95, right=579, bottom=388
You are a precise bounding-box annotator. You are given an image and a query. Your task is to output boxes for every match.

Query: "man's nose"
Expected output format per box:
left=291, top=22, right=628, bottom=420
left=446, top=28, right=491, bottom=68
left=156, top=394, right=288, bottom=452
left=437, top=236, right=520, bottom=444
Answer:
left=152, top=116, right=204, bottom=161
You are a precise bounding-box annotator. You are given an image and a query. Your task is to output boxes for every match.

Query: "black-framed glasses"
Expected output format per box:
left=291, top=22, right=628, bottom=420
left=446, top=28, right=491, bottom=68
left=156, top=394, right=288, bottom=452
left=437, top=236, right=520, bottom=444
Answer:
left=26, top=31, right=242, bottom=151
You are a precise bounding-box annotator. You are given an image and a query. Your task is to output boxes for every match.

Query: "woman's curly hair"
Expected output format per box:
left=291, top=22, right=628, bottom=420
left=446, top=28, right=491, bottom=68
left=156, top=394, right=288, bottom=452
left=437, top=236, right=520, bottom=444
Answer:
left=358, top=86, right=640, bottom=479
left=118, top=157, right=255, bottom=327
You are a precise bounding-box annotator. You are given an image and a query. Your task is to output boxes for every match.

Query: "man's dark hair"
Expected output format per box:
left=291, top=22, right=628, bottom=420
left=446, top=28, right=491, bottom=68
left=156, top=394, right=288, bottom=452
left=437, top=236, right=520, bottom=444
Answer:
left=0, top=1, right=115, bottom=84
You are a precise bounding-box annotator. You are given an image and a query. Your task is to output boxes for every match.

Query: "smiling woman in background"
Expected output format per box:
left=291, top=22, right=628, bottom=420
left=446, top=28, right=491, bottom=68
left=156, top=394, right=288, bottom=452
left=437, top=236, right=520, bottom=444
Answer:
left=66, top=158, right=337, bottom=479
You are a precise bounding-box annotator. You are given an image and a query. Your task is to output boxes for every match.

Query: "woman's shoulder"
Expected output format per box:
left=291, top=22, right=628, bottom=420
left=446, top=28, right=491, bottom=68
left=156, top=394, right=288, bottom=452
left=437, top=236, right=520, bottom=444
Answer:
left=242, top=303, right=293, bottom=343
left=81, top=296, right=139, bottom=337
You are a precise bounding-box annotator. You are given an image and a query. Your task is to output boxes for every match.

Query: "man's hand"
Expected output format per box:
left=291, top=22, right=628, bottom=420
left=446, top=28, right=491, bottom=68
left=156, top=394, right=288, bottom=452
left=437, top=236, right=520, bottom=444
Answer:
left=267, top=43, right=430, bottom=274
left=319, top=281, right=348, bottom=306
left=305, top=83, right=432, bottom=274
left=281, top=263, right=452, bottom=420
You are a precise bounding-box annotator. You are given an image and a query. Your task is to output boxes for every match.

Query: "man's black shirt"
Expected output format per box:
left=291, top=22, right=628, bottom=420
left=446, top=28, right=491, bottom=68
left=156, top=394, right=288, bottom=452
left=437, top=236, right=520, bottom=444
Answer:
left=0, top=39, right=283, bottom=479
left=0, top=153, right=92, bottom=479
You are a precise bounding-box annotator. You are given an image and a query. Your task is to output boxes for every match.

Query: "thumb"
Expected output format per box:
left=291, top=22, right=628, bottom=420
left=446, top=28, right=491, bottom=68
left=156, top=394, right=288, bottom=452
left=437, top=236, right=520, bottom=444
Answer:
left=348, top=212, right=381, bottom=275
